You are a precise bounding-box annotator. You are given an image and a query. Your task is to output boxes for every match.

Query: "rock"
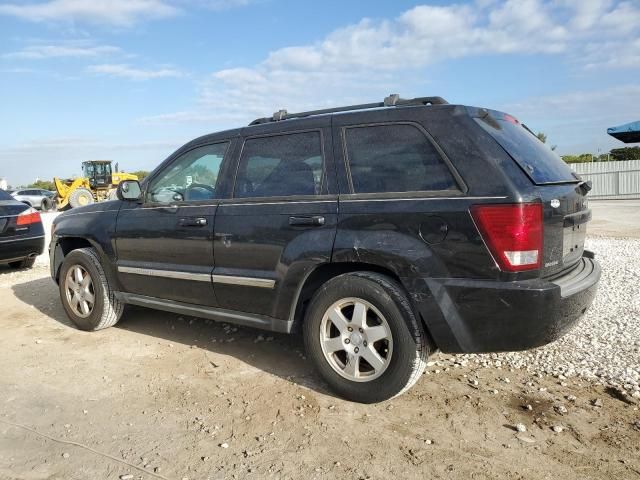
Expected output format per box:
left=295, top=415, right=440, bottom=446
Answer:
left=220, top=442, right=229, bottom=448
left=424, top=439, right=433, bottom=445
left=515, top=423, right=527, bottom=433
left=554, top=404, right=568, bottom=415
left=592, top=398, right=603, bottom=407
left=524, top=404, right=533, bottom=411
left=62, top=452, right=70, bottom=459
left=552, top=425, right=564, bottom=433
left=566, top=395, right=577, bottom=402
left=119, top=475, right=134, bottom=480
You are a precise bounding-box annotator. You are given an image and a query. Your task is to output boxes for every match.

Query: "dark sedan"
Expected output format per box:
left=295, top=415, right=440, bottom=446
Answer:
left=0, top=189, right=45, bottom=269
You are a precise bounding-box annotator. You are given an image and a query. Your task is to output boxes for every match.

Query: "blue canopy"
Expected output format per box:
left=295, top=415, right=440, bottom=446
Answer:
left=607, top=121, right=640, bottom=143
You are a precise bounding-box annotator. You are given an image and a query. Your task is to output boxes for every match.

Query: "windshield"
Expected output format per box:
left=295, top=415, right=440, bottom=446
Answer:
left=474, top=110, right=578, bottom=185
left=83, top=162, right=111, bottom=177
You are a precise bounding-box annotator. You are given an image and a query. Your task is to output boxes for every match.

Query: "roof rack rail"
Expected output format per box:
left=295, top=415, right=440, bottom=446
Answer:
left=249, top=94, right=448, bottom=126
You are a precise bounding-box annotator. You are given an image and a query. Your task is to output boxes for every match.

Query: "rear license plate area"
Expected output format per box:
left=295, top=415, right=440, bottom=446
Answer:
left=563, top=223, right=586, bottom=263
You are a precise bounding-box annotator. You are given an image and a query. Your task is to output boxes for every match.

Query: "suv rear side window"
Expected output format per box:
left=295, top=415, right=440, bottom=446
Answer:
left=235, top=131, right=324, bottom=198
left=474, top=112, right=578, bottom=185
left=344, top=124, right=458, bottom=194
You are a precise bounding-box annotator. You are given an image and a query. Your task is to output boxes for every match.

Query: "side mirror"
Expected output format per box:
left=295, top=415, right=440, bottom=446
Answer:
left=117, top=180, right=142, bottom=201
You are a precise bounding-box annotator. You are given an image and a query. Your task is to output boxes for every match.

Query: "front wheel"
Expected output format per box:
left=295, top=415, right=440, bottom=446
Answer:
left=59, top=248, right=123, bottom=331
left=303, top=272, right=430, bottom=403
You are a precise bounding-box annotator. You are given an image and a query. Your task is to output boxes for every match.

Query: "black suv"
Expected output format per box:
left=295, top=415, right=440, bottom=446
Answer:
left=50, top=95, right=600, bottom=403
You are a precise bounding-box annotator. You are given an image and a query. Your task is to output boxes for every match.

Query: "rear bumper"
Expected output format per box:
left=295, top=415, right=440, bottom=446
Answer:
left=407, top=253, right=601, bottom=353
left=0, top=235, right=45, bottom=263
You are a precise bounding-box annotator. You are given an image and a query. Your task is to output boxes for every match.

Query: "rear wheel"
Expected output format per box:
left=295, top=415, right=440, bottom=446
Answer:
left=303, top=272, right=430, bottom=403
left=68, top=188, right=94, bottom=209
left=59, top=248, right=123, bottom=331
left=40, top=197, right=52, bottom=211
left=8, top=257, right=36, bottom=269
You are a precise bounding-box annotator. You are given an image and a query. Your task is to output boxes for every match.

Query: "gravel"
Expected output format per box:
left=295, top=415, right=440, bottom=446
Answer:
left=460, top=237, right=640, bottom=393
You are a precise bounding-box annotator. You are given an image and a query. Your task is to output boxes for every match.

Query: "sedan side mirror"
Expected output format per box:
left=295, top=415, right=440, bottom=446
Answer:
left=117, top=180, right=142, bottom=201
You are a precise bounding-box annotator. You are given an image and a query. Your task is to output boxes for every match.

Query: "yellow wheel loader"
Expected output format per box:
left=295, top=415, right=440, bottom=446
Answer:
left=54, top=161, right=138, bottom=210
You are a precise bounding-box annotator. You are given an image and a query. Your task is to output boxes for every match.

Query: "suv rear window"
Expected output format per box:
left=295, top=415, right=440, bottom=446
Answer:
left=344, top=124, right=458, bottom=194
left=474, top=111, right=578, bottom=185
left=0, top=190, right=13, bottom=201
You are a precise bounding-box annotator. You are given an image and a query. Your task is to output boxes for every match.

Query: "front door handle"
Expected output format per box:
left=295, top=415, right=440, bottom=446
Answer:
left=179, top=217, right=208, bottom=227
left=289, top=215, right=325, bottom=226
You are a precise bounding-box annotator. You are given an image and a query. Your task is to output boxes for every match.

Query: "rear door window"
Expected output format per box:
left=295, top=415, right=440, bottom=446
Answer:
left=474, top=112, right=578, bottom=185
left=343, top=124, right=458, bottom=194
left=234, top=131, right=324, bottom=198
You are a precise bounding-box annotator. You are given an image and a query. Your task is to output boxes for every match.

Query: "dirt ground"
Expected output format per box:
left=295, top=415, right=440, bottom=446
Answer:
left=0, top=263, right=639, bottom=480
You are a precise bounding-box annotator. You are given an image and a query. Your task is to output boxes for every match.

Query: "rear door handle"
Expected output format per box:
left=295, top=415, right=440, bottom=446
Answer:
left=289, top=215, right=325, bottom=226
left=179, top=217, right=208, bottom=227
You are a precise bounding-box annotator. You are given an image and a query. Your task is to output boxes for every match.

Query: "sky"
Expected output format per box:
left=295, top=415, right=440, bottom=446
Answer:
left=0, top=0, right=639, bottom=186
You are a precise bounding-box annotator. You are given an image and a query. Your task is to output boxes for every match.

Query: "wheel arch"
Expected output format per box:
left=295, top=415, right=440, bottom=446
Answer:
left=53, top=236, right=118, bottom=288
left=289, top=262, right=436, bottom=348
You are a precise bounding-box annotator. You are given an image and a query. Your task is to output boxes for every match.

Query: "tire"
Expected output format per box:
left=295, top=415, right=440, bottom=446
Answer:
left=68, top=188, right=95, bottom=209
left=58, top=248, right=123, bottom=331
left=40, top=197, right=52, bottom=211
left=303, top=272, right=430, bottom=403
left=8, top=257, right=36, bottom=269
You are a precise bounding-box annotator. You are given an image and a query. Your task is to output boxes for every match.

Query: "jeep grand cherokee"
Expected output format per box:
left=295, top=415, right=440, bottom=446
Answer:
left=50, top=95, right=600, bottom=403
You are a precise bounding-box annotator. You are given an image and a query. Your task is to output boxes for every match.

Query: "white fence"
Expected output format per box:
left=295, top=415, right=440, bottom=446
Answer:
left=572, top=160, right=640, bottom=199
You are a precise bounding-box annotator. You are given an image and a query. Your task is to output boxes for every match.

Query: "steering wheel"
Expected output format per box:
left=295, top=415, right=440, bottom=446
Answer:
left=184, top=183, right=216, bottom=201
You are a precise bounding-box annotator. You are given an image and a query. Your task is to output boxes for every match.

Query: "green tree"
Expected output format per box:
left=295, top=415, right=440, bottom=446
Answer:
left=561, top=154, right=594, bottom=164
left=610, top=146, right=640, bottom=161
left=28, top=179, right=55, bottom=191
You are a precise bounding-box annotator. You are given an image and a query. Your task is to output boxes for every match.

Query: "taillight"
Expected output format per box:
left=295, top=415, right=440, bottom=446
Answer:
left=16, top=208, right=42, bottom=226
left=470, top=203, right=543, bottom=272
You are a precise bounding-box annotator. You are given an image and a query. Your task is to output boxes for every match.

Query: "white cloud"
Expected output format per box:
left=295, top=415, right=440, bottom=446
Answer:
left=0, top=0, right=254, bottom=26
left=140, top=0, right=640, bottom=127
left=0, top=0, right=178, bottom=26
left=87, top=63, right=184, bottom=80
left=3, top=44, right=121, bottom=59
